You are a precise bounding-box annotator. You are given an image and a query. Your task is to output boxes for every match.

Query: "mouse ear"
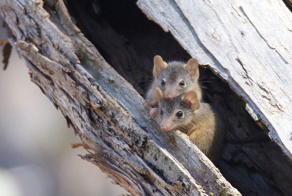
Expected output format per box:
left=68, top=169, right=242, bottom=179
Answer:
left=185, top=58, right=199, bottom=81
left=153, top=55, right=167, bottom=79
left=182, top=91, right=200, bottom=111
left=155, top=88, right=164, bottom=103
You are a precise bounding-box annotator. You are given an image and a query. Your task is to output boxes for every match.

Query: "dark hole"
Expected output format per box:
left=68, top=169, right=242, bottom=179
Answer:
left=66, top=1, right=292, bottom=195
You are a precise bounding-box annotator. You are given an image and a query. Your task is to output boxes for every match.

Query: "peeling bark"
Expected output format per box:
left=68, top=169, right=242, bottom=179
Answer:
left=3, top=0, right=292, bottom=195
left=0, top=0, right=241, bottom=195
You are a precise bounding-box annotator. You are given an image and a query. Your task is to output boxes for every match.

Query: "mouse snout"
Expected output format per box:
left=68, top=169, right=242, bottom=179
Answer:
left=166, top=95, right=173, bottom=100
left=165, top=88, right=176, bottom=100
left=161, top=116, right=175, bottom=132
left=161, top=126, right=169, bottom=131
left=161, top=121, right=173, bottom=132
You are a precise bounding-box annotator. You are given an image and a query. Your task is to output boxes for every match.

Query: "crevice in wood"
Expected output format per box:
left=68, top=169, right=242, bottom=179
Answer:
left=0, top=40, right=12, bottom=70
left=282, top=0, right=292, bottom=13
left=65, top=0, right=292, bottom=195
left=2, top=0, right=291, bottom=194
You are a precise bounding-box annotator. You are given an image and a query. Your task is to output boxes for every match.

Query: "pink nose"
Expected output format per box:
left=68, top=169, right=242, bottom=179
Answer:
left=161, top=127, right=168, bottom=132
left=166, top=95, right=172, bottom=100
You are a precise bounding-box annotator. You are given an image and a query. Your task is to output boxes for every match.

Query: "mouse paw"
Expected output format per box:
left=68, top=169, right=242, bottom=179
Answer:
left=145, top=100, right=158, bottom=108
left=150, top=108, right=158, bottom=117
left=145, top=100, right=151, bottom=106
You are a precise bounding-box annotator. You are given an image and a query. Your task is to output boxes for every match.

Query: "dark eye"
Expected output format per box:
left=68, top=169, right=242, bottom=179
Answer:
left=179, top=80, right=185, bottom=86
left=176, top=111, right=183, bottom=118
left=160, top=109, right=164, bottom=116
left=161, top=78, right=166, bottom=86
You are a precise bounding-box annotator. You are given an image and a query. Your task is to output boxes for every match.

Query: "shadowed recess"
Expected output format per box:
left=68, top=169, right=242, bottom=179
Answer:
left=65, top=0, right=292, bottom=195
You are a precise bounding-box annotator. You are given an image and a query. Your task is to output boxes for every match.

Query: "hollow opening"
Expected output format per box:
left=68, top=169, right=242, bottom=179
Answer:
left=66, top=1, right=292, bottom=195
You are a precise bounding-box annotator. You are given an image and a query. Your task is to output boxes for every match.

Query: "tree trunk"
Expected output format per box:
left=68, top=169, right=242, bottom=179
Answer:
left=138, top=0, right=292, bottom=158
left=1, top=0, right=292, bottom=195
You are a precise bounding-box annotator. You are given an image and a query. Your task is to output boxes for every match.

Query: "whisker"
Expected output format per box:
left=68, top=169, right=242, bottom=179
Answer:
left=199, top=77, right=219, bottom=80
left=200, top=86, right=208, bottom=89
left=135, top=70, right=152, bottom=77
left=138, top=84, right=151, bottom=89
left=199, top=81, right=213, bottom=83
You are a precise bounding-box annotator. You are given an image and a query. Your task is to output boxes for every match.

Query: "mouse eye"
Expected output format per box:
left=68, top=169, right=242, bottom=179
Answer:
left=160, top=109, right=164, bottom=116
left=179, top=80, right=185, bottom=87
left=161, top=78, right=166, bottom=86
left=176, top=111, right=184, bottom=118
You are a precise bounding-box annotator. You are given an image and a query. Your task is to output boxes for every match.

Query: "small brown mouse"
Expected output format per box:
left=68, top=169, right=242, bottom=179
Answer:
left=155, top=88, right=225, bottom=163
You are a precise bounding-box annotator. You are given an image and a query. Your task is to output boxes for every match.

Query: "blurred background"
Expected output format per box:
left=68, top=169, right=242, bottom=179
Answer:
left=0, top=18, right=127, bottom=196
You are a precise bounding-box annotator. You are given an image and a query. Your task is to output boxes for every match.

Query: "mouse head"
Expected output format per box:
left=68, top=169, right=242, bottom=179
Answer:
left=155, top=88, right=200, bottom=132
left=153, top=55, right=200, bottom=100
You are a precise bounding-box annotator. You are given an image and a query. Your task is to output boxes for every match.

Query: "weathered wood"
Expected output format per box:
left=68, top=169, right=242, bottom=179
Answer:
left=0, top=0, right=240, bottom=195
left=68, top=1, right=292, bottom=195
left=138, top=0, right=292, bottom=160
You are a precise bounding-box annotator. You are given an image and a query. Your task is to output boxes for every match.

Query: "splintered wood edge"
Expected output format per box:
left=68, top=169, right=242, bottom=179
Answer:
left=0, top=0, right=241, bottom=195
left=137, top=0, right=292, bottom=160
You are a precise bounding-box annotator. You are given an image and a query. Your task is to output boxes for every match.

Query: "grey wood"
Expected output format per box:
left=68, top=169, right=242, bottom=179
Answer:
left=0, top=0, right=240, bottom=195
left=138, top=0, right=292, bottom=159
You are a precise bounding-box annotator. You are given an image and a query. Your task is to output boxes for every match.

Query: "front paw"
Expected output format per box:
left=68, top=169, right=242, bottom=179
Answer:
left=145, top=100, right=151, bottom=107
left=150, top=108, right=158, bottom=117
left=145, top=100, right=158, bottom=108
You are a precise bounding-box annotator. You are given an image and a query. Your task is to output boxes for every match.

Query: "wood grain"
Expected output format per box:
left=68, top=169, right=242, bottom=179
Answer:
left=138, top=0, right=292, bottom=159
left=0, top=0, right=240, bottom=195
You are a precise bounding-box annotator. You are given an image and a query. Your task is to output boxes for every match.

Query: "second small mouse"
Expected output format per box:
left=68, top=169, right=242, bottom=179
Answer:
left=145, top=55, right=202, bottom=109
left=155, top=88, right=225, bottom=163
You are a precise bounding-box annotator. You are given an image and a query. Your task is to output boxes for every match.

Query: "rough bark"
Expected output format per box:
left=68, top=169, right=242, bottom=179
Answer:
left=62, top=1, right=292, bottom=195
left=135, top=1, right=292, bottom=195
left=0, top=0, right=240, bottom=196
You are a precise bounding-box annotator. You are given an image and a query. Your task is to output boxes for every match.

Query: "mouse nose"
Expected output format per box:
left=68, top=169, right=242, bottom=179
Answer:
left=166, top=95, right=172, bottom=100
left=161, top=126, right=168, bottom=131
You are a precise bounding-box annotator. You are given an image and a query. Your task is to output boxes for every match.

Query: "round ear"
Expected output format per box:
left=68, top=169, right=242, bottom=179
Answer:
left=155, top=88, right=164, bottom=103
left=153, top=55, right=167, bottom=79
left=184, top=58, right=199, bottom=81
left=182, top=91, right=200, bottom=111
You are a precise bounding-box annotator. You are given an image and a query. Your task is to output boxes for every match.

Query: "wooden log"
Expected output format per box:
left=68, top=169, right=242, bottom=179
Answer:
left=138, top=0, right=292, bottom=160
left=63, top=0, right=292, bottom=194
left=0, top=0, right=240, bottom=195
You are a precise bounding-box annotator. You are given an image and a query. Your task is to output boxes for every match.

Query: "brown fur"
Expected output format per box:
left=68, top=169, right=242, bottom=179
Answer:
left=185, top=58, right=199, bottom=81
left=182, top=91, right=200, bottom=111
left=153, top=55, right=167, bottom=79
left=156, top=90, right=225, bottom=163
left=185, top=103, right=225, bottom=163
